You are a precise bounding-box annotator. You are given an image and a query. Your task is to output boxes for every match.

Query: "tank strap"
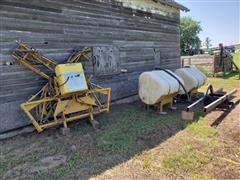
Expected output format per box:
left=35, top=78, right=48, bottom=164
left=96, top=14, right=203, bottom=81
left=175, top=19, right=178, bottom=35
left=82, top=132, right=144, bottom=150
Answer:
left=155, top=68, right=190, bottom=101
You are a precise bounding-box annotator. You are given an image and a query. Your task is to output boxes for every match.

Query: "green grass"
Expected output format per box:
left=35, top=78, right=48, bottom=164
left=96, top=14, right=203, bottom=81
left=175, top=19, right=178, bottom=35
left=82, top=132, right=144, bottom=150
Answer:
left=208, top=73, right=239, bottom=89
left=231, top=44, right=240, bottom=70
left=235, top=44, right=240, bottom=50
left=96, top=107, right=185, bottom=153
left=1, top=72, right=239, bottom=179
left=232, top=52, right=240, bottom=69
left=140, top=72, right=239, bottom=179
left=187, top=117, right=217, bottom=138
left=141, top=114, right=216, bottom=179
left=162, top=145, right=211, bottom=177
left=197, top=66, right=213, bottom=76
left=199, top=71, right=240, bottom=92
left=6, top=105, right=185, bottom=179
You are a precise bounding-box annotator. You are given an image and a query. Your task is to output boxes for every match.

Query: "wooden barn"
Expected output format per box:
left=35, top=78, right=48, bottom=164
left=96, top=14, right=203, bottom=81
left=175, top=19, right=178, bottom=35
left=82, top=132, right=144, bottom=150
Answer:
left=0, top=0, right=188, bottom=133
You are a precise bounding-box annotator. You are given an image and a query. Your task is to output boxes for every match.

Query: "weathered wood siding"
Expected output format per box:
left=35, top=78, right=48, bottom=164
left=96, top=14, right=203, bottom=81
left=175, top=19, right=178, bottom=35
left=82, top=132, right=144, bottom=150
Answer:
left=0, top=0, right=181, bottom=133
left=181, top=55, right=214, bottom=71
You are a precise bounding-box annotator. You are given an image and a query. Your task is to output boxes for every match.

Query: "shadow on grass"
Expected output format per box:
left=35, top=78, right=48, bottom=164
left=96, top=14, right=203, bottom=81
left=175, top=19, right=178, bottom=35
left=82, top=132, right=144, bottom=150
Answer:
left=0, top=98, right=207, bottom=179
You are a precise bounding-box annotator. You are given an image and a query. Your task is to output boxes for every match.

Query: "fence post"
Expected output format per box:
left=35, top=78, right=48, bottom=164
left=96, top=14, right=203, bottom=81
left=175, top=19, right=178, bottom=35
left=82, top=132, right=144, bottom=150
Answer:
left=188, top=58, right=191, bottom=65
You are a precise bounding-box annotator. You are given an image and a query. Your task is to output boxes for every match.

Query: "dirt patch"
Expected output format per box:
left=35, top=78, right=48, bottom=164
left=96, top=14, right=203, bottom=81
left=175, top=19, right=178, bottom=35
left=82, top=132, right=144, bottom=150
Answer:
left=93, top=102, right=240, bottom=180
left=31, top=155, right=67, bottom=172
left=3, top=155, right=66, bottom=179
left=217, top=104, right=240, bottom=144
left=90, top=159, right=167, bottom=180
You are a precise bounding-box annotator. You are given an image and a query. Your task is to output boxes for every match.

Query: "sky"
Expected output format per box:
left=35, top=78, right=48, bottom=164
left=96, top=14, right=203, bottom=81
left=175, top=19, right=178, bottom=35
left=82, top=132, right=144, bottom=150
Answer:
left=177, top=0, right=240, bottom=48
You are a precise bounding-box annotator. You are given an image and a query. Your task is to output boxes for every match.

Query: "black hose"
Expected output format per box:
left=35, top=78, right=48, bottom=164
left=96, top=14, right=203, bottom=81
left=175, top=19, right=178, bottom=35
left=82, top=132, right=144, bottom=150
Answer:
left=58, top=76, right=70, bottom=87
left=155, top=67, right=190, bottom=101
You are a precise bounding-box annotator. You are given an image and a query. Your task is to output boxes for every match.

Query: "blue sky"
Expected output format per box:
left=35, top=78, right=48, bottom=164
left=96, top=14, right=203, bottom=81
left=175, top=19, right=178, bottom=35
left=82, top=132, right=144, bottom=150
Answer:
left=177, top=0, right=240, bottom=47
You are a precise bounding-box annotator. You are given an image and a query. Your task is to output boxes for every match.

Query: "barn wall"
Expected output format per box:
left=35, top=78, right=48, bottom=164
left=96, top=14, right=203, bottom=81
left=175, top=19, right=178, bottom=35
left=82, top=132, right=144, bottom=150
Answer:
left=0, top=0, right=181, bottom=133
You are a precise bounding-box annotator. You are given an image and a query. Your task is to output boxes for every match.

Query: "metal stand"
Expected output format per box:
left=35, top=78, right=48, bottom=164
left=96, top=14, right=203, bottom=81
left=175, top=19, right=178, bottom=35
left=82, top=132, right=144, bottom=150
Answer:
left=182, top=84, right=237, bottom=121
left=13, top=41, right=111, bottom=133
left=146, top=93, right=178, bottom=114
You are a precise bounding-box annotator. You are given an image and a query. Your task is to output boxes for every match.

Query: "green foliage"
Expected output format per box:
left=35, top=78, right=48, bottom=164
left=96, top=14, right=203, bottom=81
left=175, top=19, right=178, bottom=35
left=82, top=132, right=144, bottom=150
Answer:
left=180, top=17, right=202, bottom=55
left=203, top=37, right=212, bottom=50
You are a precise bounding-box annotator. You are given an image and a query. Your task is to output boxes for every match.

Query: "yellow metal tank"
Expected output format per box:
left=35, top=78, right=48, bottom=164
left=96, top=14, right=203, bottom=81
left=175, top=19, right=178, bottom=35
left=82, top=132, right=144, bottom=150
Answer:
left=55, top=63, right=88, bottom=95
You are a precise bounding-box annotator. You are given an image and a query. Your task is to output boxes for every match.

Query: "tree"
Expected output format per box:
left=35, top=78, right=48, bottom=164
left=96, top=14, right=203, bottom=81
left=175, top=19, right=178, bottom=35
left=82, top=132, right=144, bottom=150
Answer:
left=203, top=37, right=212, bottom=50
left=180, top=17, right=202, bottom=55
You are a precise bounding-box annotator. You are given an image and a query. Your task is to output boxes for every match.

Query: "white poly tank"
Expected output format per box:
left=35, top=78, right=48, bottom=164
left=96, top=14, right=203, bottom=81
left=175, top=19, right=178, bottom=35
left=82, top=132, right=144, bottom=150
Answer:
left=139, top=70, right=184, bottom=105
left=175, top=66, right=207, bottom=94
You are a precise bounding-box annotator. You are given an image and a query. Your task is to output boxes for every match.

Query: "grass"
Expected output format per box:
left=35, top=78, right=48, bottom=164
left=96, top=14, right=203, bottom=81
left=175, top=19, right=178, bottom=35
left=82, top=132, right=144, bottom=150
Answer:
left=1, top=72, right=239, bottom=179
left=162, top=145, right=211, bottom=176
left=140, top=114, right=238, bottom=179
left=199, top=71, right=240, bottom=92
left=197, top=66, right=213, bottom=76
left=0, top=104, right=187, bottom=179
left=232, top=51, right=240, bottom=70
left=137, top=72, right=240, bottom=179
left=139, top=114, right=218, bottom=179
left=187, top=117, right=217, bottom=138
left=95, top=106, right=186, bottom=153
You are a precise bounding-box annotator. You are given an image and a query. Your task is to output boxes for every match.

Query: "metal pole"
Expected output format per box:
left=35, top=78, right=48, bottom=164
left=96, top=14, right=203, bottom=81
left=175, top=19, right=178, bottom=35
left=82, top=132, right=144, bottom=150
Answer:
left=204, top=89, right=237, bottom=113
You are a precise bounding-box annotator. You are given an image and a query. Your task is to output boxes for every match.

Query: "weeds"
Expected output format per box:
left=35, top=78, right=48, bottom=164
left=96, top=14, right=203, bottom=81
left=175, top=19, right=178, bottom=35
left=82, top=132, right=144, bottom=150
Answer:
left=162, top=145, right=211, bottom=176
left=187, top=117, right=217, bottom=138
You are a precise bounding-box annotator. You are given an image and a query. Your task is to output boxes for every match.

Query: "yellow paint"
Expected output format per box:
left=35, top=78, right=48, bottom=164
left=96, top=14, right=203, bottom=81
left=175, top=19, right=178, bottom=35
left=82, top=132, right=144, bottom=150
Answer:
left=146, top=92, right=178, bottom=113
left=21, top=87, right=111, bottom=133
left=55, top=63, right=88, bottom=95
left=14, top=41, right=111, bottom=133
